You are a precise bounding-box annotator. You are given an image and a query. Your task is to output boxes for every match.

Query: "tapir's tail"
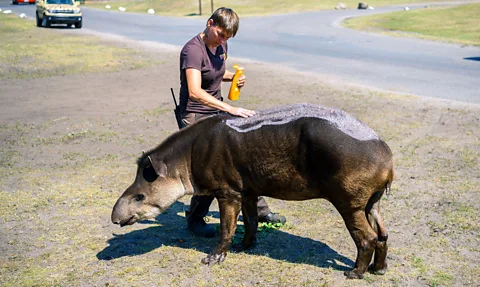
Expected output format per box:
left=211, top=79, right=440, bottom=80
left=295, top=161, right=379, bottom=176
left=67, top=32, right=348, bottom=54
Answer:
left=366, top=161, right=393, bottom=240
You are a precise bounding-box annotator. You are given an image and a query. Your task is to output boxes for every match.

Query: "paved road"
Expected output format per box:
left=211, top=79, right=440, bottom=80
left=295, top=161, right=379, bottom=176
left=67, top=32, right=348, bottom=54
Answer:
left=2, top=1, right=479, bottom=103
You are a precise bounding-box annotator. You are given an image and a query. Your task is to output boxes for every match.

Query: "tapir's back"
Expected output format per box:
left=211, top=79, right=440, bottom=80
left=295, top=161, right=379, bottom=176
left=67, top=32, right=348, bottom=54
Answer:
left=189, top=103, right=392, bottom=200
left=223, top=103, right=379, bottom=142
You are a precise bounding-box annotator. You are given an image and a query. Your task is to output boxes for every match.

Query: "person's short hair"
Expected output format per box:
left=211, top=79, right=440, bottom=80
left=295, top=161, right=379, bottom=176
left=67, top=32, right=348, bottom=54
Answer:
left=208, top=7, right=239, bottom=37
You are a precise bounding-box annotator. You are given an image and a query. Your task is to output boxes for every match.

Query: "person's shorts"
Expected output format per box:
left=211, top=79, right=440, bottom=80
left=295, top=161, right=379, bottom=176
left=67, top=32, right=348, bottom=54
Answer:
left=180, top=112, right=221, bottom=128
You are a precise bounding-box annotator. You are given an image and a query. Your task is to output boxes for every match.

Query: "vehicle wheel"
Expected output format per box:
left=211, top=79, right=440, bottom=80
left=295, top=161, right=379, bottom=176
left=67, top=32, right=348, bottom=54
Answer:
left=75, top=20, right=82, bottom=29
left=36, top=12, right=42, bottom=27
left=42, top=16, right=51, bottom=28
left=12, top=0, right=18, bottom=4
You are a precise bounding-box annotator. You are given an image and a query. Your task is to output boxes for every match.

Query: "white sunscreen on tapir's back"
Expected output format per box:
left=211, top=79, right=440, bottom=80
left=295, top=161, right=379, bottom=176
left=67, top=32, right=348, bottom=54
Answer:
left=225, top=103, right=379, bottom=141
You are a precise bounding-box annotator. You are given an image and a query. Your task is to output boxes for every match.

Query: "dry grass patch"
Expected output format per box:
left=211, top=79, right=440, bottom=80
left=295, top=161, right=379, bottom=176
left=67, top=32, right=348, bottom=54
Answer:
left=344, top=3, right=480, bottom=46
left=0, top=14, right=158, bottom=79
left=85, top=0, right=457, bottom=16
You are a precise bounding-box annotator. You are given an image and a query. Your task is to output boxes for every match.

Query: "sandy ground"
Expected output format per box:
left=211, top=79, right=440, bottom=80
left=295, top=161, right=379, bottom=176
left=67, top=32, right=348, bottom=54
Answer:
left=0, top=35, right=479, bottom=286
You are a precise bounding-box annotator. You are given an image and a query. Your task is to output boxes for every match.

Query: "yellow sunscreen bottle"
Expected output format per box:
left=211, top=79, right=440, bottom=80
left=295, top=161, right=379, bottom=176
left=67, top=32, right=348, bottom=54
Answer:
left=228, top=64, right=244, bottom=101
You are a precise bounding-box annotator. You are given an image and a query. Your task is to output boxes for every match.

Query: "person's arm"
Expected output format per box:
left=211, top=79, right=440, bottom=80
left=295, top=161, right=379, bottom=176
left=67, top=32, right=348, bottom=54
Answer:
left=186, top=68, right=254, bottom=117
left=223, top=70, right=235, bottom=82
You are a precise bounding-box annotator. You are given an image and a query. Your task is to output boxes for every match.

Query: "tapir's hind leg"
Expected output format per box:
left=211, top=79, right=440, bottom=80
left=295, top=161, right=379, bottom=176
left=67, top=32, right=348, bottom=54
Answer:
left=339, top=209, right=378, bottom=279
left=367, top=200, right=388, bottom=275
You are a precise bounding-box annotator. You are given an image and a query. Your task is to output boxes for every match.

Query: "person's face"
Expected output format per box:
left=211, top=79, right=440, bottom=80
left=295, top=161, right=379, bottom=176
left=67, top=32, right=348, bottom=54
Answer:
left=206, top=19, right=231, bottom=47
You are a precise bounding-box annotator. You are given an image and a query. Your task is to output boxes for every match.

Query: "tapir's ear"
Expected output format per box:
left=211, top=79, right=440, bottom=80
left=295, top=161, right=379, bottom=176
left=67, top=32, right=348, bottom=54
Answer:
left=148, top=156, right=168, bottom=178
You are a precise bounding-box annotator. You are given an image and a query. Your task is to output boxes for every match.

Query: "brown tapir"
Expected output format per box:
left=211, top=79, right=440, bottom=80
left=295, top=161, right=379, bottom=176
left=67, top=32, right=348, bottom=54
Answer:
left=111, top=103, right=394, bottom=279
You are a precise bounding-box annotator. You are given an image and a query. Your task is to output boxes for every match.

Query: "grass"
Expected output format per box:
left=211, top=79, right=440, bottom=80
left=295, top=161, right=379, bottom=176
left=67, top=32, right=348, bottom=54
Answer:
left=410, top=255, right=455, bottom=286
left=0, top=14, right=156, bottom=79
left=1, top=70, right=479, bottom=286
left=84, top=0, right=456, bottom=16
left=1, top=3, right=479, bottom=285
left=344, top=3, right=480, bottom=46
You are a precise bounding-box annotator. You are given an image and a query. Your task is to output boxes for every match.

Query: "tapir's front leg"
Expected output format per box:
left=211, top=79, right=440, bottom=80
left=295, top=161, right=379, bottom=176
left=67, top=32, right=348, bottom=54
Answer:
left=201, top=192, right=241, bottom=266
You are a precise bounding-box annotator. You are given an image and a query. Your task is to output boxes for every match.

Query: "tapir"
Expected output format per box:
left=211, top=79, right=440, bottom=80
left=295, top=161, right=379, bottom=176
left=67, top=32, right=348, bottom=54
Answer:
left=111, top=103, right=394, bottom=279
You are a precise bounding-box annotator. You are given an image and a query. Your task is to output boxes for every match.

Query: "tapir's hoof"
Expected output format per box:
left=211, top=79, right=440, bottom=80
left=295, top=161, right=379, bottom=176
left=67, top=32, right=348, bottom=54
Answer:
left=201, top=252, right=226, bottom=266
left=344, top=269, right=365, bottom=279
left=369, top=263, right=388, bottom=275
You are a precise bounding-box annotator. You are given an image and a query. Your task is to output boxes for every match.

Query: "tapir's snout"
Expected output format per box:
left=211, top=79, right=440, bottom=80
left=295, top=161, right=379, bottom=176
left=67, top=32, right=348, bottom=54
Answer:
left=111, top=196, right=137, bottom=227
left=114, top=216, right=137, bottom=227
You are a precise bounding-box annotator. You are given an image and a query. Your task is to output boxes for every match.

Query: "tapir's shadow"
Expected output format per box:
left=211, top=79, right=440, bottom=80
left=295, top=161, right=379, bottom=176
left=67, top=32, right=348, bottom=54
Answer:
left=97, top=202, right=353, bottom=271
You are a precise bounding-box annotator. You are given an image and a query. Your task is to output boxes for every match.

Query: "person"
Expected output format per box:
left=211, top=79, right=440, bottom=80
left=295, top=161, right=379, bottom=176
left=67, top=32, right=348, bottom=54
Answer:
left=179, top=7, right=286, bottom=238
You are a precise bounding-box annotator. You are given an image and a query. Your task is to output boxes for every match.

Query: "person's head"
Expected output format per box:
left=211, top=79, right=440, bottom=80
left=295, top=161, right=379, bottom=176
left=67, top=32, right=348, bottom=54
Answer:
left=204, top=7, right=239, bottom=46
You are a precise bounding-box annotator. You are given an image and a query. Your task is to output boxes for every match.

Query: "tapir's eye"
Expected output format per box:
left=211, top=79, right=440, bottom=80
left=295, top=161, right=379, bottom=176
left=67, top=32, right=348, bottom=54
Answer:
left=134, top=194, right=145, bottom=202
left=142, top=165, right=159, bottom=182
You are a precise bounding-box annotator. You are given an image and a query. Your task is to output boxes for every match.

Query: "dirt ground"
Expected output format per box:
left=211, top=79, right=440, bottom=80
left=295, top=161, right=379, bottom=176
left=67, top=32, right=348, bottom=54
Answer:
left=0, top=35, right=479, bottom=286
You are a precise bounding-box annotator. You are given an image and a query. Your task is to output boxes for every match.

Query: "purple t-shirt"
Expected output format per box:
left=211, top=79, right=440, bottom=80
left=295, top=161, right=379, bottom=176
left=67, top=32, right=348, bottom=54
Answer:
left=179, top=34, right=227, bottom=114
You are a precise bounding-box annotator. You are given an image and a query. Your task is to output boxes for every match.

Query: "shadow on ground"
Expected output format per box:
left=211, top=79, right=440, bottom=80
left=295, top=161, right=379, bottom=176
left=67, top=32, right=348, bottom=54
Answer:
left=97, top=202, right=353, bottom=271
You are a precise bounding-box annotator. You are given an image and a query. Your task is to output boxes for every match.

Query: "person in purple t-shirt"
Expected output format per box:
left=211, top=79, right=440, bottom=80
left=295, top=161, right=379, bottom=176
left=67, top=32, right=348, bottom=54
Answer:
left=179, top=7, right=286, bottom=238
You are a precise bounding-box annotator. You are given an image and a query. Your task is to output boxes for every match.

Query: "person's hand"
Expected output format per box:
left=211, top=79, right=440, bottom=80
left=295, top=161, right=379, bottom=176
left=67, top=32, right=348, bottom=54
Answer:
left=237, top=74, right=246, bottom=88
left=229, top=106, right=256, bottom=118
